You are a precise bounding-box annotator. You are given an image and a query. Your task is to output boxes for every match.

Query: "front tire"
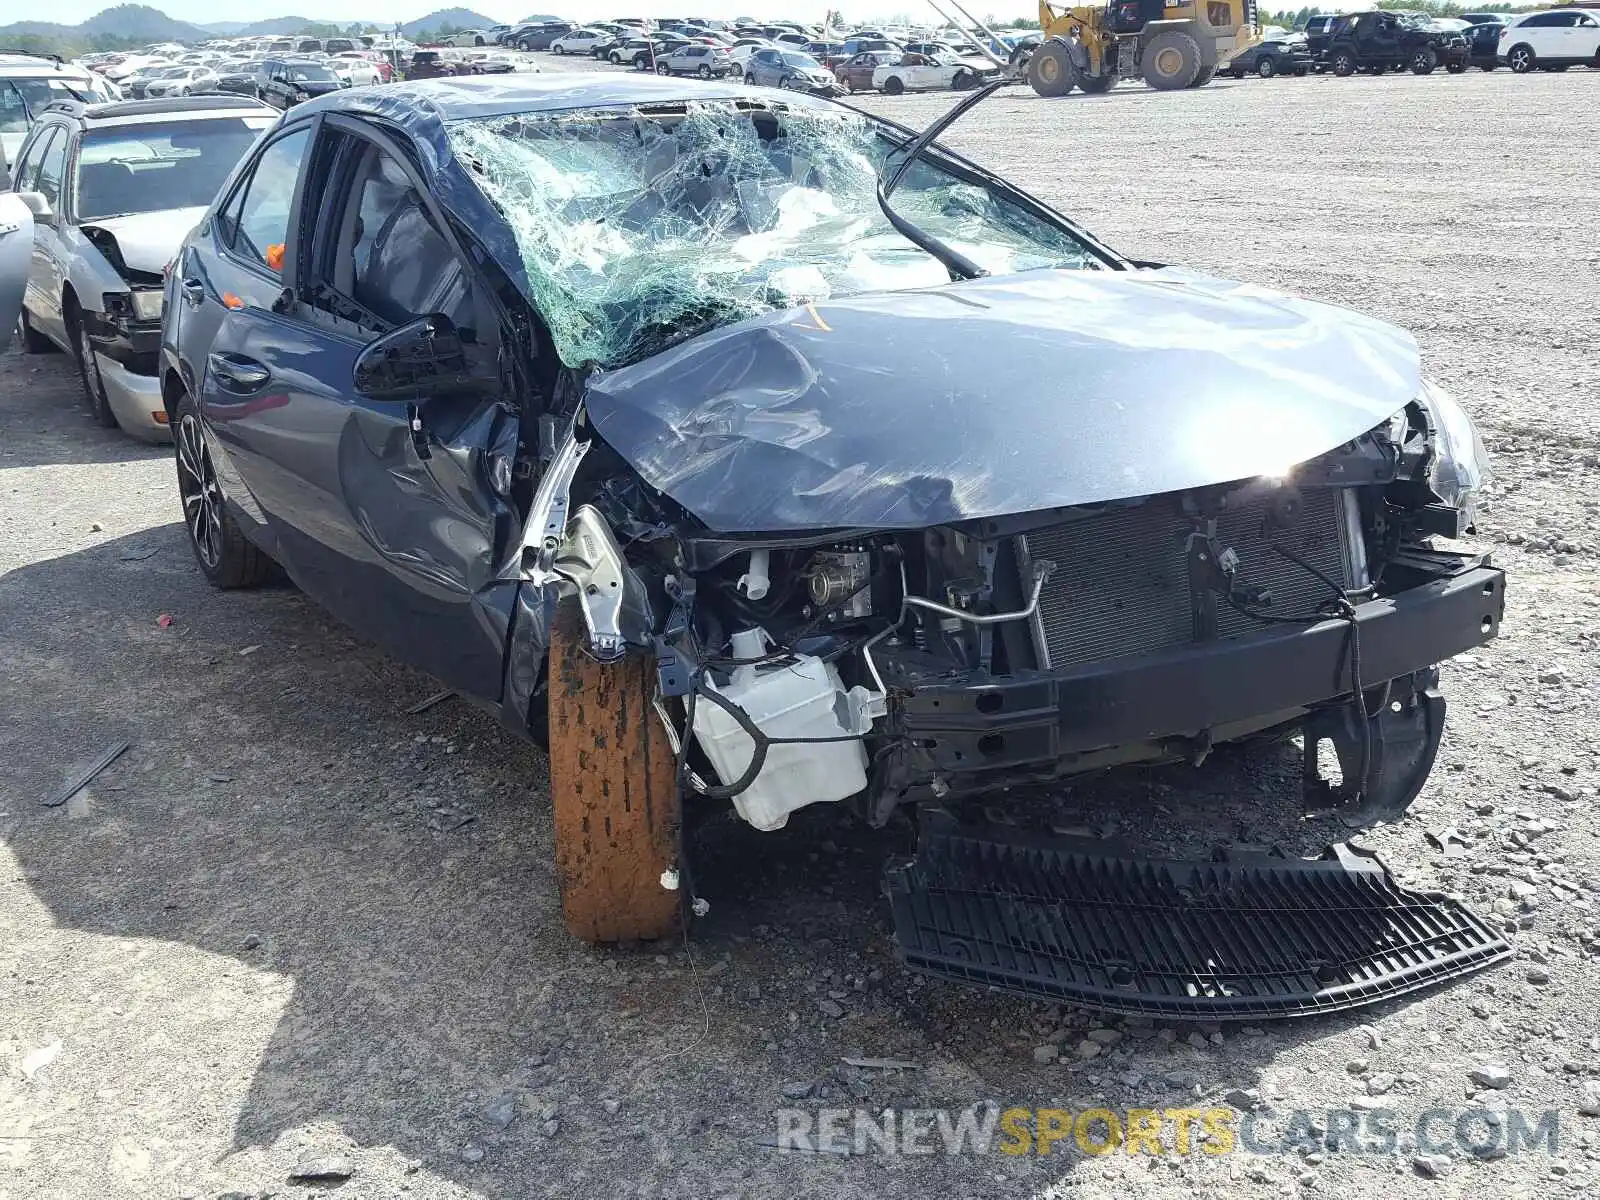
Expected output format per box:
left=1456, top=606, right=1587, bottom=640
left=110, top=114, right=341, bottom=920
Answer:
left=881, top=73, right=904, bottom=95
left=1141, top=29, right=1203, bottom=90
left=548, top=598, right=683, bottom=944
left=1507, top=43, right=1535, bottom=73
left=1077, top=69, right=1114, bottom=93
left=173, top=395, right=276, bottom=588
left=698, top=63, right=711, bottom=78
left=1445, top=59, right=1466, bottom=74
left=1027, top=40, right=1077, bottom=96
left=1189, top=63, right=1216, bottom=87
left=1410, top=47, right=1437, bottom=74
left=70, top=307, right=117, bottom=428
left=1332, top=50, right=1357, bottom=76
left=1257, top=56, right=1276, bottom=78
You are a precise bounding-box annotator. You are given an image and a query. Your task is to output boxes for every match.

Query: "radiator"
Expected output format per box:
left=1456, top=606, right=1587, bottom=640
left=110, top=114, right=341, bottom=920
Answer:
left=1017, top=488, right=1360, bottom=672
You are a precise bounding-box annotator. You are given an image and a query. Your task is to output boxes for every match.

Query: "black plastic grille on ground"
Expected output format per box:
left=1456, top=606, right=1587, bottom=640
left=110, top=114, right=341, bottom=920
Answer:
left=884, top=816, right=1510, bottom=1019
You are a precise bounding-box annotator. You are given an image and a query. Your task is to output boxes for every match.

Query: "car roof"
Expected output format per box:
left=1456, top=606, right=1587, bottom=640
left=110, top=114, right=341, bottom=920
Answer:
left=0, top=54, right=78, bottom=76
left=295, top=71, right=838, bottom=123
left=40, top=96, right=276, bottom=126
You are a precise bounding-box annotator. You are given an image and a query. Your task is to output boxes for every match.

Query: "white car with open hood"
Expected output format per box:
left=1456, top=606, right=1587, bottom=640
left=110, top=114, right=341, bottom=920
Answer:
left=9, top=94, right=277, bottom=440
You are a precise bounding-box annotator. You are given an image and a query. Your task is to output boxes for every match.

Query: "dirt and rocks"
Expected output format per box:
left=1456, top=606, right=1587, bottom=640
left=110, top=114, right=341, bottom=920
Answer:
left=2, top=64, right=1599, bottom=1200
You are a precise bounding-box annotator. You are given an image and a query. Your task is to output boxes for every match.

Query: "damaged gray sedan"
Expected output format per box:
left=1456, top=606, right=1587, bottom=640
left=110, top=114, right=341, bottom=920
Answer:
left=162, top=75, right=1509, bottom=1017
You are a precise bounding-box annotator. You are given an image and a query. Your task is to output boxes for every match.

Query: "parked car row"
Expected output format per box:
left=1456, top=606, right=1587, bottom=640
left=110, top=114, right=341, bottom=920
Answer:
left=1252, top=8, right=1600, bottom=79
left=503, top=14, right=1010, bottom=95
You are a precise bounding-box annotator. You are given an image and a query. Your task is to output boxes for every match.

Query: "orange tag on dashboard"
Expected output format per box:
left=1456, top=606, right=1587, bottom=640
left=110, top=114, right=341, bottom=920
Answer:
left=222, top=292, right=244, bottom=310
left=265, top=243, right=285, bottom=271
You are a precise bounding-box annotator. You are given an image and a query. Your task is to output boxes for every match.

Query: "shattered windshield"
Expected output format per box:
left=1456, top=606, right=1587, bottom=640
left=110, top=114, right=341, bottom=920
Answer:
left=448, top=101, right=1096, bottom=369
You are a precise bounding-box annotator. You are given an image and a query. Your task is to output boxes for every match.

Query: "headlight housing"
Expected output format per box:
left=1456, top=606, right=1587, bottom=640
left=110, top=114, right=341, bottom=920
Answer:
left=1417, top=379, right=1489, bottom=513
left=130, top=289, right=164, bottom=322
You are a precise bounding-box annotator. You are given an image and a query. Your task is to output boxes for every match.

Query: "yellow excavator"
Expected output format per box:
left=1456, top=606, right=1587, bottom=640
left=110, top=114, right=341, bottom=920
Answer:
left=1025, top=0, right=1262, bottom=95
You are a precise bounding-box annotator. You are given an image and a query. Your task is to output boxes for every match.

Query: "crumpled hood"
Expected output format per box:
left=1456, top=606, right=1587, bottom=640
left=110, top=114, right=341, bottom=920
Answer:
left=583, top=268, right=1421, bottom=534
left=81, top=207, right=207, bottom=275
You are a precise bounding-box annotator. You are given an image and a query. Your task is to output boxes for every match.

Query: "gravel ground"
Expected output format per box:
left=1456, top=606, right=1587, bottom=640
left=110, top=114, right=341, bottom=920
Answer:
left=3, top=62, right=1600, bottom=1200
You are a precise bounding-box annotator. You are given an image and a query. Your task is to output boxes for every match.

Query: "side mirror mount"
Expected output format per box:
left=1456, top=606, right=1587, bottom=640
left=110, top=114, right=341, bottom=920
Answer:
left=17, top=192, right=54, bottom=224
left=353, top=313, right=484, bottom=402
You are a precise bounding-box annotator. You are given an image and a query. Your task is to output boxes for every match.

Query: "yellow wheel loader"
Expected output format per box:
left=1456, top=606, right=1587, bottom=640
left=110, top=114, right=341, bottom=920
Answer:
left=1026, top=0, right=1262, bottom=95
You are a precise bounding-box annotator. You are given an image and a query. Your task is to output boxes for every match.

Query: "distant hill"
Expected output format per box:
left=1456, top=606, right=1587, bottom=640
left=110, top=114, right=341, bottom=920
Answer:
left=399, top=8, right=499, bottom=37
left=0, top=5, right=209, bottom=45
left=228, top=17, right=324, bottom=36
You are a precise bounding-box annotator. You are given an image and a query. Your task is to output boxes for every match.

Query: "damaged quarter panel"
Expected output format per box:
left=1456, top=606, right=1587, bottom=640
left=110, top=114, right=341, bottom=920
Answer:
left=583, top=269, right=1422, bottom=532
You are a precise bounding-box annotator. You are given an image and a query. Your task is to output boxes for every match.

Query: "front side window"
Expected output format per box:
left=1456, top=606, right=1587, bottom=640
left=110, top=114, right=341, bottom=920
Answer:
left=225, top=127, right=311, bottom=271
left=11, top=124, right=58, bottom=191
left=33, top=124, right=68, bottom=209
left=341, top=146, right=467, bottom=327
left=75, top=116, right=273, bottom=221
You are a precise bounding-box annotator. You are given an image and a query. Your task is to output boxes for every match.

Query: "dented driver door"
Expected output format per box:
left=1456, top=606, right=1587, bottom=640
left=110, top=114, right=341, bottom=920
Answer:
left=212, top=121, right=522, bottom=703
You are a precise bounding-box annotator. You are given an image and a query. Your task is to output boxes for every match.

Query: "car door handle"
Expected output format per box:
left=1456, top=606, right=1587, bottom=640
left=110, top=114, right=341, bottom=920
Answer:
left=180, top=277, right=205, bottom=306
left=208, top=352, right=271, bottom=392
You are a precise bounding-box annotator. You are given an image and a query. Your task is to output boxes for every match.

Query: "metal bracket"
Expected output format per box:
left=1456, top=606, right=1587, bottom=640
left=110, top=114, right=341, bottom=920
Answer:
left=551, top=505, right=654, bottom=662
left=521, top=424, right=590, bottom=583
left=1303, top=668, right=1446, bottom=824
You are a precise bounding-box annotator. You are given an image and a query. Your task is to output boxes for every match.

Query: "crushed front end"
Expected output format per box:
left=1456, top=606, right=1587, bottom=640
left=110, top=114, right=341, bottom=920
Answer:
left=530, top=374, right=1501, bottom=833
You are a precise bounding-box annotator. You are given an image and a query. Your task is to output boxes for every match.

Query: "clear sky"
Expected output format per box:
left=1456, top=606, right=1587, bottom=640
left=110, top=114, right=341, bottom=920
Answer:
left=42, top=2, right=1032, bottom=26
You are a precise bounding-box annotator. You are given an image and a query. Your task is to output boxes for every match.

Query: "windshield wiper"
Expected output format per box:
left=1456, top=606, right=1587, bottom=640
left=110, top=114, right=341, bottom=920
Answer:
left=873, top=73, right=1014, bottom=282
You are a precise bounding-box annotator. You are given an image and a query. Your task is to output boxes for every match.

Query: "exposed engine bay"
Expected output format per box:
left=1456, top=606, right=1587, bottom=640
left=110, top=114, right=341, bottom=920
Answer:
left=525, top=370, right=1499, bottom=835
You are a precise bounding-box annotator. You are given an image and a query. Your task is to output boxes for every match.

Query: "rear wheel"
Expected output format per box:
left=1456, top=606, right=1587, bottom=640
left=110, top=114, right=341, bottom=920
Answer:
left=1445, top=59, right=1466, bottom=74
left=1507, top=43, right=1535, bottom=73
left=1230, top=66, right=1246, bottom=78
left=1257, top=56, right=1276, bottom=78
left=1027, top=40, right=1077, bottom=96
left=173, top=395, right=277, bottom=588
left=881, top=73, right=904, bottom=94
left=656, top=61, right=671, bottom=74
left=1142, top=29, right=1203, bottom=89
left=698, top=63, right=711, bottom=78
left=1189, top=63, right=1216, bottom=87
left=19, top=308, right=56, bottom=354
left=1077, top=69, right=1114, bottom=93
left=553, top=43, right=564, bottom=54
left=548, top=597, right=683, bottom=944
left=1331, top=49, right=1357, bottom=76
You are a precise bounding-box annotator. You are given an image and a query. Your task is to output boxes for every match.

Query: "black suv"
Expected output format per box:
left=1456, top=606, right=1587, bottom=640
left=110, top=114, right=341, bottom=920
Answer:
left=1324, top=11, right=1471, bottom=75
left=1304, top=14, right=1340, bottom=62
left=258, top=58, right=347, bottom=109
